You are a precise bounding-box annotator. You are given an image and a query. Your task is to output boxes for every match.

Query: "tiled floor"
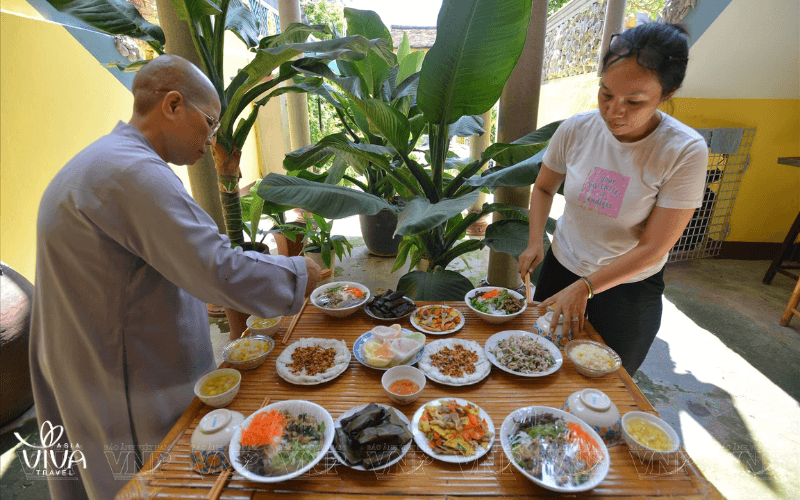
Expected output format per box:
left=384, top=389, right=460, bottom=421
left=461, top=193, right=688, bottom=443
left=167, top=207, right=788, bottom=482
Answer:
left=2, top=217, right=798, bottom=499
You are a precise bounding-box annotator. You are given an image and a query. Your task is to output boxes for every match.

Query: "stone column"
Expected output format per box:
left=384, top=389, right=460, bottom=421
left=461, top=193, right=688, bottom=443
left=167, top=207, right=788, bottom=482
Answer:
left=468, top=108, right=494, bottom=212
left=486, top=0, right=548, bottom=288
left=597, top=0, right=627, bottom=75
left=278, top=0, right=312, bottom=151
left=156, top=0, right=225, bottom=233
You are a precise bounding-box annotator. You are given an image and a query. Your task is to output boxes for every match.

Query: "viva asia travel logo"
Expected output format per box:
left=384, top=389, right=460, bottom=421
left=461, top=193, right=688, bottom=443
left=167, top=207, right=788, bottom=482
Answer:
left=15, top=421, right=86, bottom=479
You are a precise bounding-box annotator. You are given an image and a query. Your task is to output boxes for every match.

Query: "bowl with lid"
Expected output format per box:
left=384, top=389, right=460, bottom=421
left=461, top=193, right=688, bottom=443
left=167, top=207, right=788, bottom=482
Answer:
left=562, top=389, right=621, bottom=446
left=190, top=408, right=245, bottom=474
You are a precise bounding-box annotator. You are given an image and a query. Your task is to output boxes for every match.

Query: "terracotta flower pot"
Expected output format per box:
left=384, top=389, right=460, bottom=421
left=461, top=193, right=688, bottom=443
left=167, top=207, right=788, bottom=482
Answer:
left=273, top=221, right=306, bottom=257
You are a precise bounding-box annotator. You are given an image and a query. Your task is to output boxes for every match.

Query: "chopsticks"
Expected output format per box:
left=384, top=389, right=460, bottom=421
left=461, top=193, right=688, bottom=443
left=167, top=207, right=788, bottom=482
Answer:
left=206, top=397, right=272, bottom=500
left=282, top=297, right=309, bottom=345
left=524, top=273, right=532, bottom=305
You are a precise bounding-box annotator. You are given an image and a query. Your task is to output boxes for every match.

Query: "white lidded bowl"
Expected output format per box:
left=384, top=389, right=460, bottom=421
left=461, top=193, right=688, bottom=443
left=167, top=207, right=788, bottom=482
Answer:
left=464, top=287, right=527, bottom=324
left=245, top=315, right=282, bottom=337
left=562, top=389, right=621, bottom=447
left=189, top=408, right=245, bottom=474
left=381, top=365, right=426, bottom=405
left=193, top=368, right=241, bottom=408
left=621, top=411, right=681, bottom=463
left=310, top=281, right=370, bottom=318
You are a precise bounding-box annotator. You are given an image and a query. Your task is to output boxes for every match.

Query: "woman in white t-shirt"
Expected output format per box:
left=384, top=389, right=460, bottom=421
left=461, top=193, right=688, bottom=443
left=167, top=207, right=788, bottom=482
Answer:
left=517, top=23, right=708, bottom=374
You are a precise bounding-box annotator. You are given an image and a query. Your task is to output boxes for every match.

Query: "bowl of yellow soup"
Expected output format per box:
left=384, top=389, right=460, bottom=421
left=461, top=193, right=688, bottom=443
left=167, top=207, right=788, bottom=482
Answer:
left=246, top=315, right=283, bottom=337
left=222, top=335, right=275, bottom=370
left=621, top=411, right=680, bottom=463
left=194, top=368, right=241, bottom=408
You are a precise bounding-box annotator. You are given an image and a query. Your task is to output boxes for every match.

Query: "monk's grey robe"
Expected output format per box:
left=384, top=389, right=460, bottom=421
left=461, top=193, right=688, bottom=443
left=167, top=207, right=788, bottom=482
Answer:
left=29, top=122, right=308, bottom=500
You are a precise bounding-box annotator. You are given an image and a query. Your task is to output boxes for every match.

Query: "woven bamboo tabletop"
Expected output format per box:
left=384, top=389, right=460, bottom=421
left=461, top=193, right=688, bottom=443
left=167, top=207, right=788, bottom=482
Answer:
left=116, top=301, right=722, bottom=499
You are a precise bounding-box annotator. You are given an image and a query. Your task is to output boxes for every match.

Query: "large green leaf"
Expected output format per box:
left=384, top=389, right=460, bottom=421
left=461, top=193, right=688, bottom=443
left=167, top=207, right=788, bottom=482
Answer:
left=47, top=0, right=166, bottom=44
left=417, top=0, right=532, bottom=125
left=397, top=51, right=424, bottom=86
left=395, top=192, right=480, bottom=236
left=463, top=151, right=544, bottom=187
left=392, top=72, right=420, bottom=102
left=397, top=32, right=411, bottom=63
left=259, top=23, right=331, bottom=48
left=448, top=115, right=485, bottom=139
left=348, top=97, right=411, bottom=155
left=225, top=0, right=260, bottom=49
left=169, top=0, right=220, bottom=23
left=283, top=133, right=392, bottom=172
left=344, top=8, right=395, bottom=98
left=292, top=60, right=363, bottom=97
left=396, top=269, right=476, bottom=301
left=257, top=173, right=396, bottom=219
left=482, top=120, right=561, bottom=166
left=482, top=218, right=555, bottom=284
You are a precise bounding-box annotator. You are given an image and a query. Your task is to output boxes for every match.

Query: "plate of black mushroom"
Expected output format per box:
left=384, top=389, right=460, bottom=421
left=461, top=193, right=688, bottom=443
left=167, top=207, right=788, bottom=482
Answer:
left=331, top=403, right=413, bottom=470
left=364, top=290, right=416, bottom=321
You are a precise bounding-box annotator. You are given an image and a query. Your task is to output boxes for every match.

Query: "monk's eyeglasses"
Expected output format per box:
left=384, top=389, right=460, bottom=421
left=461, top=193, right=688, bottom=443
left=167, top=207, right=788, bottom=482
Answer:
left=185, top=99, right=220, bottom=139
left=608, top=33, right=686, bottom=70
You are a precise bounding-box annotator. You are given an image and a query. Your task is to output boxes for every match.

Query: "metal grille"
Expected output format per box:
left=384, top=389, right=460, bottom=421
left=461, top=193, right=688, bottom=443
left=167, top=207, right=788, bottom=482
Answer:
left=668, top=128, right=756, bottom=262
left=248, top=0, right=280, bottom=36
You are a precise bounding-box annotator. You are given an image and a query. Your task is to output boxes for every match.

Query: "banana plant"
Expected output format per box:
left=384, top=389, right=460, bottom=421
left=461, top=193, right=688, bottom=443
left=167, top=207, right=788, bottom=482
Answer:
left=281, top=8, right=427, bottom=203
left=258, top=0, right=561, bottom=300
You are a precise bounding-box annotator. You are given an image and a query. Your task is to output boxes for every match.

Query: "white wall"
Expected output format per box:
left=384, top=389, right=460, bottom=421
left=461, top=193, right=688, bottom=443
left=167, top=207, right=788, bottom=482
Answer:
left=678, top=0, right=800, bottom=99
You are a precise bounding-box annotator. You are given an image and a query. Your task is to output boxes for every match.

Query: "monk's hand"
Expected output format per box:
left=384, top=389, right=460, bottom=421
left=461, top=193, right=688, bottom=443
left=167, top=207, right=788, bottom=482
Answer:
left=303, top=257, right=321, bottom=297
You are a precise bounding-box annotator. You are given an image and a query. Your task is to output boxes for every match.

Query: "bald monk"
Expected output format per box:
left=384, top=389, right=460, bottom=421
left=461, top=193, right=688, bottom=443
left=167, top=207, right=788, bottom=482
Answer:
left=29, top=54, right=320, bottom=500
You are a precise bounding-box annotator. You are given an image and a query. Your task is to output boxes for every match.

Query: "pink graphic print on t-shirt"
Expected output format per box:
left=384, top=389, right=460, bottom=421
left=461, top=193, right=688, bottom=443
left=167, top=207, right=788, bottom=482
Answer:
left=578, top=167, right=631, bottom=218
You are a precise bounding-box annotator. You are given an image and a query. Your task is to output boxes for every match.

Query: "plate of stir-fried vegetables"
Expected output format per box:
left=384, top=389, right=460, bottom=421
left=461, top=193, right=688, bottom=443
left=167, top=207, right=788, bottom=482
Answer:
left=411, top=398, right=494, bottom=463
left=410, top=305, right=465, bottom=335
left=500, top=406, right=609, bottom=492
left=229, top=400, right=334, bottom=483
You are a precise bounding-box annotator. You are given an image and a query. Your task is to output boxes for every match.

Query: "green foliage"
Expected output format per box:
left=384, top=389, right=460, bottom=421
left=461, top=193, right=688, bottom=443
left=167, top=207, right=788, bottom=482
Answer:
left=547, top=0, right=571, bottom=15
left=301, top=213, right=353, bottom=268
left=626, top=0, right=666, bottom=21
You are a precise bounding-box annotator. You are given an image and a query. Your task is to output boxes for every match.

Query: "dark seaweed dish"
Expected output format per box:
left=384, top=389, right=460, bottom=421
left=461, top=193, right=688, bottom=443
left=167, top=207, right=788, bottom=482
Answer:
left=237, top=409, right=325, bottom=477
left=334, top=403, right=412, bottom=469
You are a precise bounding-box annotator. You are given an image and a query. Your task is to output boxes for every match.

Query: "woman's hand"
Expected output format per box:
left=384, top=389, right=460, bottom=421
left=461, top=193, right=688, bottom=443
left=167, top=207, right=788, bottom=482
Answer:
left=517, top=241, right=544, bottom=280
left=540, top=280, right=589, bottom=336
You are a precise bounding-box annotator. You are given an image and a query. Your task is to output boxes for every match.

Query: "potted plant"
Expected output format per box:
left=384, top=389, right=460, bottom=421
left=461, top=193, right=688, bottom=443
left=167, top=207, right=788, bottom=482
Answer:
left=299, top=214, right=353, bottom=272
left=257, top=0, right=560, bottom=300
left=281, top=8, right=428, bottom=257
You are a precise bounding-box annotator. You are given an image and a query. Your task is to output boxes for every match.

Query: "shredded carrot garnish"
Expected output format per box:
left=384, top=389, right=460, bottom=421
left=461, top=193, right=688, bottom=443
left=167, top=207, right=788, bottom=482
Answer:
left=567, top=422, right=603, bottom=466
left=344, top=286, right=364, bottom=298
left=240, top=409, right=285, bottom=447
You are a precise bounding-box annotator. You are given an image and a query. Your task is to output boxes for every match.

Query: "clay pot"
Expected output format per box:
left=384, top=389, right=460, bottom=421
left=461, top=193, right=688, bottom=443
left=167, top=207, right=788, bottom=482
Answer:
left=0, top=262, right=34, bottom=426
left=273, top=221, right=306, bottom=257
left=359, top=208, right=402, bottom=257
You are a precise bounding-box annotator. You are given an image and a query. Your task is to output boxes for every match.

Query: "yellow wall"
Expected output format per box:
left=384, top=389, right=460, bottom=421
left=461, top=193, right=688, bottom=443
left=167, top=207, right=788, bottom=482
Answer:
left=1, top=5, right=140, bottom=282
left=671, top=98, right=800, bottom=243
left=0, top=4, right=267, bottom=282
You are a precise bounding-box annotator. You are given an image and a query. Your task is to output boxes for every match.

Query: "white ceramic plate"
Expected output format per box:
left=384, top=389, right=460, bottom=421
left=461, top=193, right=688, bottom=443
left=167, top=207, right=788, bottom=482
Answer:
left=276, top=338, right=351, bottom=385
left=352, top=330, right=425, bottom=371
left=410, top=305, right=465, bottom=335
left=417, top=339, right=490, bottom=386
left=411, top=398, right=495, bottom=463
left=500, top=406, right=610, bottom=493
left=330, top=403, right=413, bottom=471
left=229, top=400, right=334, bottom=483
left=484, top=330, right=563, bottom=377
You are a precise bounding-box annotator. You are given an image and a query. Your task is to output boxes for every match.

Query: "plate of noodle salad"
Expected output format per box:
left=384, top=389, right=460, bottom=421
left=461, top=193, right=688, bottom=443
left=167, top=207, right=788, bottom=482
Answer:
left=500, top=406, right=609, bottom=492
left=229, top=400, right=334, bottom=483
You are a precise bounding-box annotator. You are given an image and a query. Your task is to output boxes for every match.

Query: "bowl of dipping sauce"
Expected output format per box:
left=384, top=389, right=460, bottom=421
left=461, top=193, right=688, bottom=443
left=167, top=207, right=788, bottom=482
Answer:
left=621, top=411, right=680, bottom=463
left=194, top=368, right=241, bottom=408
left=381, top=366, right=426, bottom=405
left=246, top=315, right=282, bottom=337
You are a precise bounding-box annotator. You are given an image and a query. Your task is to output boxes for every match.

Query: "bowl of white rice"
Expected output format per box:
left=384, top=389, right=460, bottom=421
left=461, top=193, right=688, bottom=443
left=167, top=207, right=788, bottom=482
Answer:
left=564, top=340, right=621, bottom=378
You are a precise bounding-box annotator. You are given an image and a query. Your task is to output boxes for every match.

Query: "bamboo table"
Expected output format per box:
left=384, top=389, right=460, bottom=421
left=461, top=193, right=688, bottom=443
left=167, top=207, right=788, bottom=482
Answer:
left=117, top=302, right=722, bottom=499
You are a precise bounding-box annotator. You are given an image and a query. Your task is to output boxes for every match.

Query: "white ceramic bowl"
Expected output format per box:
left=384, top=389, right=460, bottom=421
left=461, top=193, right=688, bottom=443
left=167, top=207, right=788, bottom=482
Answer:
left=621, top=411, right=681, bottom=463
left=189, top=408, right=245, bottom=474
left=245, top=315, right=282, bottom=337
left=194, top=368, right=241, bottom=408
left=381, top=365, right=426, bottom=405
left=310, top=281, right=370, bottom=318
left=562, top=389, right=621, bottom=447
left=464, top=287, right=527, bottom=324
left=222, top=335, right=275, bottom=370
left=229, top=400, right=335, bottom=482
left=564, top=339, right=621, bottom=378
